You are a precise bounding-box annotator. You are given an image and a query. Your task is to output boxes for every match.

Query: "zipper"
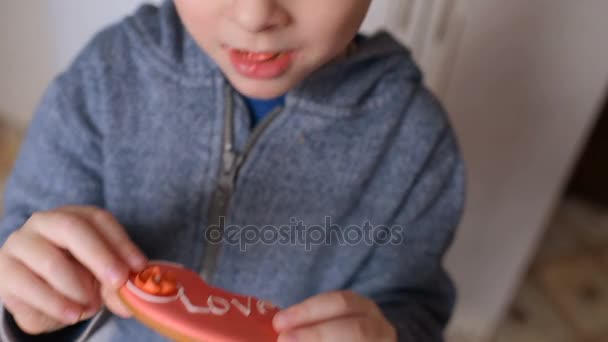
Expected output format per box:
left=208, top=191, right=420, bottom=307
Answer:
left=199, top=84, right=284, bottom=283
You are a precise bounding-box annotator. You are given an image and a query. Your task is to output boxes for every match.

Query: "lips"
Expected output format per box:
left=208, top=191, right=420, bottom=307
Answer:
left=226, top=46, right=294, bottom=79
left=232, top=49, right=284, bottom=63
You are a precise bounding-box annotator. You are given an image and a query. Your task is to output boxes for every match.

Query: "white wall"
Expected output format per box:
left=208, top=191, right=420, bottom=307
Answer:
left=442, top=1, right=608, bottom=340
left=0, top=2, right=55, bottom=128
left=0, top=0, right=161, bottom=128
left=367, top=1, right=608, bottom=340
left=369, top=0, right=608, bottom=340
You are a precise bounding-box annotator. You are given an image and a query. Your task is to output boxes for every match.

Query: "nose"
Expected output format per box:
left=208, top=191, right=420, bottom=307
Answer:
left=230, top=0, right=289, bottom=32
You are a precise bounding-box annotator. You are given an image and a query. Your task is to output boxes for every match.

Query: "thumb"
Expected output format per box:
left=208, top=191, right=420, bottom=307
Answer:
left=100, top=283, right=132, bottom=319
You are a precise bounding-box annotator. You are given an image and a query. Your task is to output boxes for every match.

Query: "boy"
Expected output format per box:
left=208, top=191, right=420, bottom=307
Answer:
left=0, top=0, right=465, bottom=341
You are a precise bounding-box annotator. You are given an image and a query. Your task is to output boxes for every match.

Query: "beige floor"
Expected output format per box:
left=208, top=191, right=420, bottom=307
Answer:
left=0, top=122, right=22, bottom=212
left=1, top=124, right=607, bottom=341
left=492, top=197, right=608, bottom=342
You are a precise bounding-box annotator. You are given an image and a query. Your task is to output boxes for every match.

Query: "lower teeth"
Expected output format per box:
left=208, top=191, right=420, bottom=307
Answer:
left=239, top=51, right=282, bottom=62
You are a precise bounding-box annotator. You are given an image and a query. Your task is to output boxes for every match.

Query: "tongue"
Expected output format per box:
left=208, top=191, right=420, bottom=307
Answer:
left=245, top=51, right=279, bottom=62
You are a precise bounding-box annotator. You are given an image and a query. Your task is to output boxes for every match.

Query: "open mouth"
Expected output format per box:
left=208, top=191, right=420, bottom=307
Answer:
left=224, top=44, right=295, bottom=79
left=231, top=49, right=285, bottom=63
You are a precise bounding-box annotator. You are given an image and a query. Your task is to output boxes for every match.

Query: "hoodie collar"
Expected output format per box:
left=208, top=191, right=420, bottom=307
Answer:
left=128, top=0, right=420, bottom=115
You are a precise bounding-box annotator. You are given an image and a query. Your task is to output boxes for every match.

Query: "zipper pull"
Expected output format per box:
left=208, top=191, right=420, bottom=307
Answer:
left=220, top=148, right=242, bottom=190
left=223, top=148, right=237, bottom=175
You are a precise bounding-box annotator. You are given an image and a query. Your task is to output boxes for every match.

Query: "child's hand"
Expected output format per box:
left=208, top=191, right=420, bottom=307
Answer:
left=273, top=290, right=397, bottom=342
left=0, top=206, right=147, bottom=335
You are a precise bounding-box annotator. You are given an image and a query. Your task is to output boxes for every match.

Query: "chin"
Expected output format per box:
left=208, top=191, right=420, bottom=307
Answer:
left=229, top=77, right=294, bottom=99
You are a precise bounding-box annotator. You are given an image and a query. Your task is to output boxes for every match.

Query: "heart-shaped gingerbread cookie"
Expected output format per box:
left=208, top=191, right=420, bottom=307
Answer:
left=118, top=261, right=279, bottom=341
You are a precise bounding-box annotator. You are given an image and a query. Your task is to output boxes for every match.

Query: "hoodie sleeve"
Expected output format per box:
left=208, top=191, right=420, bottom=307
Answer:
left=0, top=59, right=106, bottom=340
left=349, top=119, right=466, bottom=342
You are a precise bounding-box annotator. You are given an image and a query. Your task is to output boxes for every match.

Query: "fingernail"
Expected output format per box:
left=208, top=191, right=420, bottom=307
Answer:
left=64, top=308, right=81, bottom=324
left=114, top=299, right=133, bottom=318
left=129, top=253, right=148, bottom=270
left=83, top=305, right=99, bottom=319
left=1, top=296, right=19, bottom=309
left=274, top=312, right=291, bottom=330
left=106, top=265, right=125, bottom=286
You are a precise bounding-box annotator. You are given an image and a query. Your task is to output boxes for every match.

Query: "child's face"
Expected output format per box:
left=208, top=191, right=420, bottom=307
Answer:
left=174, top=0, right=372, bottom=99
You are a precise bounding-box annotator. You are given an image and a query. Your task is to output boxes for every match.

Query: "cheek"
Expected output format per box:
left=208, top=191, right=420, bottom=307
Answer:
left=297, top=1, right=370, bottom=54
left=294, top=28, right=350, bottom=72
left=174, top=1, right=220, bottom=44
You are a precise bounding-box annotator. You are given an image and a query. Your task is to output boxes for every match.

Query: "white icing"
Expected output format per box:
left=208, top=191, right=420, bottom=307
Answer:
left=179, top=294, right=238, bottom=316
left=256, top=300, right=276, bottom=315
left=179, top=288, right=212, bottom=314
left=231, top=297, right=252, bottom=317
left=126, top=279, right=181, bottom=304
left=208, top=296, right=231, bottom=316
left=147, top=260, right=185, bottom=268
left=131, top=284, right=276, bottom=318
left=126, top=262, right=279, bottom=319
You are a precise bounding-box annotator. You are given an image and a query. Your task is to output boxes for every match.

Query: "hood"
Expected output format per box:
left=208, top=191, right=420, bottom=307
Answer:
left=121, top=0, right=424, bottom=112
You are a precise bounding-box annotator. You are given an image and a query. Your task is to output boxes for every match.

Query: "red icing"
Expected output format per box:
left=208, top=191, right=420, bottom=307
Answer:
left=119, top=261, right=279, bottom=341
left=134, top=266, right=179, bottom=296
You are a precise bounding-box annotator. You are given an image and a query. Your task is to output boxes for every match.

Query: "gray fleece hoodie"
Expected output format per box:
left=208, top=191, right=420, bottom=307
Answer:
left=0, top=1, right=465, bottom=341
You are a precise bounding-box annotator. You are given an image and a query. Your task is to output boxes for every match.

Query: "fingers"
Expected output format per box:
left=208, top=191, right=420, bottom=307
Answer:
left=60, top=206, right=148, bottom=271
left=0, top=205, right=145, bottom=335
left=277, top=316, right=381, bottom=342
left=70, top=259, right=103, bottom=314
left=2, top=229, right=96, bottom=306
left=273, top=291, right=378, bottom=332
left=25, top=211, right=131, bottom=289
left=2, top=295, right=65, bottom=335
left=100, top=283, right=132, bottom=319
left=0, top=253, right=86, bottom=326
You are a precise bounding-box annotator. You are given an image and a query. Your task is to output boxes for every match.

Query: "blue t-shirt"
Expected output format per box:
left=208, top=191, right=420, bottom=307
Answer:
left=242, top=95, right=285, bottom=128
